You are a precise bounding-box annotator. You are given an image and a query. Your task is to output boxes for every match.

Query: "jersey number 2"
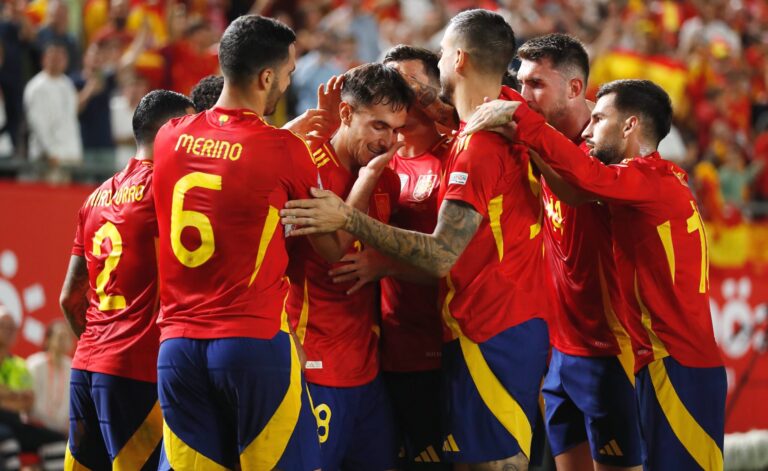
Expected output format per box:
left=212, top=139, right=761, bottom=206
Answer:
left=92, top=221, right=126, bottom=311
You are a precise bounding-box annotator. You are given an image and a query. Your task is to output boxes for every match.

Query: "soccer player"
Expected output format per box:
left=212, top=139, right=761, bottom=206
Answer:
left=515, top=34, right=642, bottom=470
left=151, top=15, right=338, bottom=470
left=281, top=9, right=549, bottom=471
left=190, top=75, right=224, bottom=112
left=59, top=89, right=194, bottom=470
left=285, top=62, right=409, bottom=471
left=328, top=45, right=450, bottom=470
left=497, top=79, right=726, bottom=470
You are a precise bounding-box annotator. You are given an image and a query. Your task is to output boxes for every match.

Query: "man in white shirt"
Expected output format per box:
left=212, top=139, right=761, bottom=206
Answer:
left=23, top=40, right=82, bottom=179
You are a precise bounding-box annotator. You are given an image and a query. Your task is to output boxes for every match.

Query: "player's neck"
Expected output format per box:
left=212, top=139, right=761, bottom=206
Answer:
left=557, top=99, right=592, bottom=143
left=399, top=124, right=442, bottom=158
left=134, top=146, right=153, bottom=161
left=623, top=139, right=656, bottom=162
left=214, top=83, right=266, bottom=117
left=330, top=131, right=356, bottom=172
left=454, top=77, right=501, bottom=123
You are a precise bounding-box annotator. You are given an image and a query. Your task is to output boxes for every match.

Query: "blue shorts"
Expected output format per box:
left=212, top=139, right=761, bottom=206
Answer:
left=383, top=370, right=450, bottom=470
left=441, top=318, right=549, bottom=463
left=157, top=334, right=321, bottom=471
left=308, top=376, right=398, bottom=471
left=542, top=348, right=642, bottom=466
left=66, top=369, right=162, bottom=470
left=636, top=356, right=726, bottom=471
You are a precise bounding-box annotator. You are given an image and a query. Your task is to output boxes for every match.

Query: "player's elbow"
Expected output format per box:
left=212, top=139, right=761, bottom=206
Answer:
left=59, top=291, right=82, bottom=329
left=431, top=257, right=456, bottom=279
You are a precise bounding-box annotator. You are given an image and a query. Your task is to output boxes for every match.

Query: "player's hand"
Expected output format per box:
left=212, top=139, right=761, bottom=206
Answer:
left=461, top=98, right=521, bottom=137
left=284, top=108, right=336, bottom=141
left=317, top=75, right=344, bottom=126
left=358, top=141, right=403, bottom=181
left=281, top=187, right=351, bottom=236
left=328, top=249, right=389, bottom=294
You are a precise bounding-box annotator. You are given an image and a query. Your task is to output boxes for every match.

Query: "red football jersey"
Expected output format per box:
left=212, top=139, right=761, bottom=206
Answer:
left=542, top=140, right=632, bottom=359
left=71, top=158, right=160, bottom=383
left=380, top=137, right=450, bottom=372
left=439, top=87, right=547, bottom=343
left=286, top=141, right=401, bottom=387
left=152, top=108, right=319, bottom=341
left=515, top=104, right=722, bottom=371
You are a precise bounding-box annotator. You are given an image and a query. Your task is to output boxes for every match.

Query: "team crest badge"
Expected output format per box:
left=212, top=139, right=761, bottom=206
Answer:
left=412, top=174, right=438, bottom=201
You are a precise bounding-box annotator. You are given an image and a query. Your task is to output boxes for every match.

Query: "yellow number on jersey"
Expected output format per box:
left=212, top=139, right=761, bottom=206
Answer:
left=171, top=172, right=222, bottom=267
left=92, top=221, right=126, bottom=311
left=686, top=201, right=709, bottom=293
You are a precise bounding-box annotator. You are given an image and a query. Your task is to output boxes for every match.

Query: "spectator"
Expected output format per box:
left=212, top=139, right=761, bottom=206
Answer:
left=35, top=0, right=80, bottom=74
left=0, top=0, right=34, bottom=152
left=26, top=321, right=74, bottom=436
left=0, top=306, right=66, bottom=471
left=718, top=141, right=765, bottom=208
left=291, top=30, right=344, bottom=114
left=678, top=1, right=741, bottom=57
left=321, top=0, right=380, bottom=63
left=91, top=0, right=133, bottom=49
left=110, top=73, right=149, bottom=167
left=0, top=42, right=13, bottom=160
left=164, top=19, right=219, bottom=95
left=72, top=41, right=117, bottom=173
left=23, top=40, right=82, bottom=182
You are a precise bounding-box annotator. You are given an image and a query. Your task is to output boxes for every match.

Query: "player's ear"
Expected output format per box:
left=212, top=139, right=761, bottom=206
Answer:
left=455, top=48, right=466, bottom=73
left=258, top=67, right=274, bottom=91
left=568, top=77, right=584, bottom=99
left=623, top=115, right=639, bottom=138
left=339, top=101, right=353, bottom=126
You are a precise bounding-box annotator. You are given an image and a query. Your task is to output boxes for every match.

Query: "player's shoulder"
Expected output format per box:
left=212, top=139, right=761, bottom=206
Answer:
left=158, top=111, right=201, bottom=135
left=460, top=130, right=509, bottom=153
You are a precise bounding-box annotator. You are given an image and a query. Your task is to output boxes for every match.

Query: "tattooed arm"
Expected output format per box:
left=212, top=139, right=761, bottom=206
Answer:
left=403, top=75, right=460, bottom=131
left=281, top=189, right=482, bottom=278
left=59, top=255, right=89, bottom=338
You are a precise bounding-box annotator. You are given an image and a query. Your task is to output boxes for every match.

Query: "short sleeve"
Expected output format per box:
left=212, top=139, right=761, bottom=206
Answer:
left=283, top=132, right=320, bottom=200
left=71, top=204, right=86, bottom=257
left=443, top=133, right=505, bottom=217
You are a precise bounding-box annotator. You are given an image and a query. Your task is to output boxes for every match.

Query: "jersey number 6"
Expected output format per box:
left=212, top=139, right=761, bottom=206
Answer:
left=171, top=172, right=222, bottom=268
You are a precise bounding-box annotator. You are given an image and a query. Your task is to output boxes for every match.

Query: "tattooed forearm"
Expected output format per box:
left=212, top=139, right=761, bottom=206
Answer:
left=343, top=200, right=482, bottom=277
left=59, top=255, right=89, bottom=338
left=405, top=76, right=460, bottom=130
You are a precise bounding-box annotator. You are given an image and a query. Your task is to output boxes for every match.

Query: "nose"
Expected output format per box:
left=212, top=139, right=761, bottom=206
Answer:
left=581, top=122, right=593, bottom=141
left=520, top=85, right=533, bottom=102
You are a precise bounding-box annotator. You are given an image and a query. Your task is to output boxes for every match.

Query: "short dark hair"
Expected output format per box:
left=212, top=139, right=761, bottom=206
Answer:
left=218, top=15, right=296, bottom=87
left=132, top=90, right=193, bottom=145
left=596, top=79, right=673, bottom=146
left=43, top=38, right=69, bottom=54
left=383, top=44, right=440, bottom=86
left=518, top=33, right=590, bottom=80
left=190, top=75, right=224, bottom=112
left=448, top=9, right=516, bottom=76
left=341, top=63, right=414, bottom=112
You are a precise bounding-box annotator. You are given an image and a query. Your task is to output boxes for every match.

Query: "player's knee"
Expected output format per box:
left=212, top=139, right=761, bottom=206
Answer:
left=468, top=452, right=529, bottom=471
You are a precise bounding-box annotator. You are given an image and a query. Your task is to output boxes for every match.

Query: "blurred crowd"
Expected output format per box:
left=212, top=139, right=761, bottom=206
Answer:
left=1, top=0, right=767, bottom=220
left=0, top=304, right=73, bottom=468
